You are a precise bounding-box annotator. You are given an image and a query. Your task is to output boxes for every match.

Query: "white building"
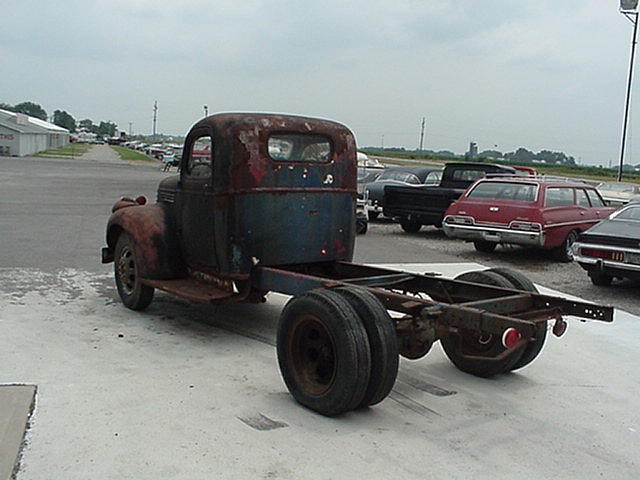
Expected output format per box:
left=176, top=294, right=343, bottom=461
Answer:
left=0, top=109, right=70, bottom=156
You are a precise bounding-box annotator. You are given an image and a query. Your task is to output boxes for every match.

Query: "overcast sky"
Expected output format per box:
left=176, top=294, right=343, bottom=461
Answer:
left=1, top=0, right=638, bottom=165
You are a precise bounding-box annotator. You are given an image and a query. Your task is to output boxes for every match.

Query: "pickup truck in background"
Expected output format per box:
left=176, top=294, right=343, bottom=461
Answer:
left=383, top=162, right=516, bottom=232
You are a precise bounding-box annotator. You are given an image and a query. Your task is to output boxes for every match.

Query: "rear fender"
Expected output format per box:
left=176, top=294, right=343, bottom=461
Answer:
left=105, top=204, right=185, bottom=279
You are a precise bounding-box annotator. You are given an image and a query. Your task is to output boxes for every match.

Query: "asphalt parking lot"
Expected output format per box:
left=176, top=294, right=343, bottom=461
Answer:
left=1, top=146, right=638, bottom=479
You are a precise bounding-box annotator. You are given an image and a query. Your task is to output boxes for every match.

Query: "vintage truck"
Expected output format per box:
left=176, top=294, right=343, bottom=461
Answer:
left=102, top=113, right=612, bottom=416
left=383, top=162, right=516, bottom=232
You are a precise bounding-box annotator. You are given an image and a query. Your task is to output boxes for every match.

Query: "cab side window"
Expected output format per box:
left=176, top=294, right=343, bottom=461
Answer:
left=187, top=135, right=213, bottom=178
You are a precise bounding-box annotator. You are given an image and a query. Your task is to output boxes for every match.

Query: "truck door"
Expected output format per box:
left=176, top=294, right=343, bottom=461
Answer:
left=177, top=128, right=217, bottom=269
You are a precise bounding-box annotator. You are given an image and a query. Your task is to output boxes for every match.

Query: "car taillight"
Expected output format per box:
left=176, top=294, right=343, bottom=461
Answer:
left=580, top=248, right=624, bottom=262
left=445, top=215, right=474, bottom=225
left=509, top=221, right=541, bottom=232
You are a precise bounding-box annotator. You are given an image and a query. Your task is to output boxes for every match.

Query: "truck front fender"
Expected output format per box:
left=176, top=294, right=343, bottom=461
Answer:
left=104, top=204, right=185, bottom=280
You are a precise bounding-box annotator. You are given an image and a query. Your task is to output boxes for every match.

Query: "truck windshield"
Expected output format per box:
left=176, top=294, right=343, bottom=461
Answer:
left=268, top=134, right=331, bottom=163
left=467, top=181, right=537, bottom=202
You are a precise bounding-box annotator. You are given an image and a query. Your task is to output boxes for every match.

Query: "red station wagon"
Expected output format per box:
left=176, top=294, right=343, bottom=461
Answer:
left=443, top=177, right=615, bottom=261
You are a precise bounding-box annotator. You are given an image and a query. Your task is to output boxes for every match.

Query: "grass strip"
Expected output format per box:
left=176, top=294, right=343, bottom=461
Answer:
left=34, top=143, right=90, bottom=157
left=111, top=145, right=155, bottom=162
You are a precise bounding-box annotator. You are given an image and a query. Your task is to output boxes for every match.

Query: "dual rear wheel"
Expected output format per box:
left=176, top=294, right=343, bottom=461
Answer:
left=277, top=287, right=398, bottom=416
left=439, top=268, right=547, bottom=377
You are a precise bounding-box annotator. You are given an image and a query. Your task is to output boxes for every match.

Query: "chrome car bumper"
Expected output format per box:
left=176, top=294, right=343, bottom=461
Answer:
left=573, top=242, right=640, bottom=273
left=443, top=223, right=545, bottom=247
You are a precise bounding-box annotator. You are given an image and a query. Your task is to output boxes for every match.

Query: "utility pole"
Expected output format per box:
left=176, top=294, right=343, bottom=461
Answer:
left=381, top=134, right=384, bottom=149
left=419, top=117, right=426, bottom=151
left=618, top=1, right=639, bottom=181
left=128, top=122, right=132, bottom=136
left=152, top=101, right=158, bottom=138
left=204, top=105, right=208, bottom=117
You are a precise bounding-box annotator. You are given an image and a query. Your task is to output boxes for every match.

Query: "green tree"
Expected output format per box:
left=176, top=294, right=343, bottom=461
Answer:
left=53, top=110, right=76, bottom=132
left=0, top=102, right=15, bottom=112
left=13, top=101, right=47, bottom=120
left=78, top=118, right=97, bottom=133
left=97, top=121, right=117, bottom=137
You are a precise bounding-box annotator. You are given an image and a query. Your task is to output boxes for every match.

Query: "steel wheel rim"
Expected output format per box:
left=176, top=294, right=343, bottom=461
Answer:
left=566, top=233, right=576, bottom=259
left=289, top=315, right=337, bottom=396
left=117, top=246, right=137, bottom=295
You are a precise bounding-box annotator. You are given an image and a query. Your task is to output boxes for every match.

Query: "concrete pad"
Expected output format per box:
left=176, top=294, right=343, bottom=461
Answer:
left=0, top=385, right=36, bottom=480
left=0, top=265, right=638, bottom=479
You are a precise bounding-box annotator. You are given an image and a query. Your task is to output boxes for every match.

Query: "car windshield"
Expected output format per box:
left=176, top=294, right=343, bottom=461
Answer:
left=376, top=171, right=420, bottom=184
left=612, top=205, right=640, bottom=221
left=467, top=181, right=537, bottom=202
left=599, top=183, right=636, bottom=193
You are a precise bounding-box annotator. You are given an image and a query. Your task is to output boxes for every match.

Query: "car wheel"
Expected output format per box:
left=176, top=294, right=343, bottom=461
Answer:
left=553, top=230, right=578, bottom=262
left=356, top=218, right=368, bottom=235
left=400, top=218, right=422, bottom=233
left=473, top=240, right=497, bottom=253
left=440, top=270, right=525, bottom=377
left=588, top=270, right=613, bottom=286
left=368, top=211, right=380, bottom=220
left=114, top=233, right=154, bottom=311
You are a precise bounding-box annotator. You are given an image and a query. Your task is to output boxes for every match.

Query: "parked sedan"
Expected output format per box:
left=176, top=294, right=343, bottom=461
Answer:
left=573, top=203, right=640, bottom=285
left=596, top=181, right=640, bottom=206
left=443, top=177, right=615, bottom=261
left=364, top=166, right=442, bottom=219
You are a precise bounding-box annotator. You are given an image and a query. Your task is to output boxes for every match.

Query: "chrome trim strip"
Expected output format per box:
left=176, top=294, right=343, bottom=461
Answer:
left=573, top=242, right=640, bottom=255
left=544, top=219, right=598, bottom=229
left=444, top=224, right=543, bottom=237
left=574, top=254, right=640, bottom=272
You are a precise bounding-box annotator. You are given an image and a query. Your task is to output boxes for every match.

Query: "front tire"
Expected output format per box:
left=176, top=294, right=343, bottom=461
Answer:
left=277, top=289, right=371, bottom=416
left=114, top=233, right=154, bottom=310
left=440, top=270, right=525, bottom=377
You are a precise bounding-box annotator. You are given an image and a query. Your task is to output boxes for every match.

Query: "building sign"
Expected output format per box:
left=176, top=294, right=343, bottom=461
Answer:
left=0, top=133, right=15, bottom=140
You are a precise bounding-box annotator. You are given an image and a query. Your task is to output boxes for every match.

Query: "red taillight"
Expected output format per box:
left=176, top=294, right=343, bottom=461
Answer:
left=502, top=328, right=522, bottom=349
left=581, top=248, right=624, bottom=262
left=135, top=196, right=147, bottom=205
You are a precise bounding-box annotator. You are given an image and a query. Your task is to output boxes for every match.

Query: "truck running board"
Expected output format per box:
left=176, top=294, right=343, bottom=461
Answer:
left=140, top=278, right=234, bottom=303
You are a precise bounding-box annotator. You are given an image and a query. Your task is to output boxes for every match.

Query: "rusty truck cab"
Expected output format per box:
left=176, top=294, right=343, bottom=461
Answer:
left=158, top=113, right=358, bottom=280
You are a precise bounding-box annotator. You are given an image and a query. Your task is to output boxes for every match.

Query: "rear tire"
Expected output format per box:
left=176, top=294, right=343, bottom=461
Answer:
left=400, top=218, right=422, bottom=233
left=588, top=270, right=613, bottom=286
left=114, top=233, right=154, bottom=311
left=368, top=211, right=380, bottom=220
left=552, top=230, right=578, bottom=262
left=473, top=240, right=497, bottom=253
left=486, top=268, right=547, bottom=371
left=335, top=286, right=398, bottom=408
left=440, top=270, right=525, bottom=377
left=277, top=289, right=371, bottom=416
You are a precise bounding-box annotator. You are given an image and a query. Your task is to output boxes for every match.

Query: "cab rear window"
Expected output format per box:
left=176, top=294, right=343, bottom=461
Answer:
left=268, top=134, right=331, bottom=163
left=467, top=181, right=537, bottom=202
